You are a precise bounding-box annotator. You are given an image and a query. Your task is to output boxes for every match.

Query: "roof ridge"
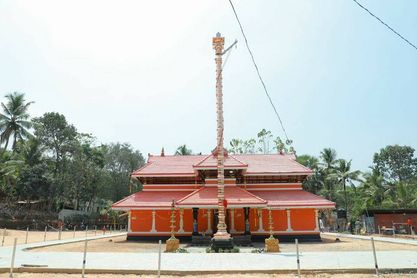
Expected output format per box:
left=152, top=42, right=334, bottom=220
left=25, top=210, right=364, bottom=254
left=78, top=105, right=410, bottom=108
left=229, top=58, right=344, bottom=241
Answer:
left=132, top=161, right=153, bottom=175
left=287, top=158, right=313, bottom=173
left=233, top=187, right=267, bottom=204
left=151, top=154, right=207, bottom=157
left=111, top=191, right=137, bottom=207
left=176, top=187, right=205, bottom=204
left=193, top=154, right=213, bottom=167
left=229, top=155, right=248, bottom=166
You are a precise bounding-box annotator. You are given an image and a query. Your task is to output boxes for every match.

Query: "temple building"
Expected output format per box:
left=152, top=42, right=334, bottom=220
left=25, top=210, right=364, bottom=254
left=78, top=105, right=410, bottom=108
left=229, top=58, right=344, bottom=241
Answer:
left=112, top=33, right=335, bottom=242
left=112, top=149, right=335, bottom=241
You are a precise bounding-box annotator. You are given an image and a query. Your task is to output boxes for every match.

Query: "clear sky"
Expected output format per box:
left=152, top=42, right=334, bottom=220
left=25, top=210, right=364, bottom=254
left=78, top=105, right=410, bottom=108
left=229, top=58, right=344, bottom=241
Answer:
left=0, top=0, right=416, bottom=172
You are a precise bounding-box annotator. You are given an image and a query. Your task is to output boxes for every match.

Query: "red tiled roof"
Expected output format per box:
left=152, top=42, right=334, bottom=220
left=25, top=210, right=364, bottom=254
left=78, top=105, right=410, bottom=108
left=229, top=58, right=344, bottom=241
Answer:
left=112, top=188, right=334, bottom=210
left=112, top=191, right=192, bottom=210
left=250, top=190, right=335, bottom=208
left=132, top=155, right=205, bottom=177
left=176, top=187, right=267, bottom=208
left=193, top=154, right=248, bottom=169
left=132, top=153, right=311, bottom=177
left=236, top=154, right=312, bottom=175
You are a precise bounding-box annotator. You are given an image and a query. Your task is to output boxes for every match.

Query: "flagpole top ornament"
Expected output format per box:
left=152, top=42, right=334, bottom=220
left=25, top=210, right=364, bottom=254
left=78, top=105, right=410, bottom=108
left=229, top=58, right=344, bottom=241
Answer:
left=213, top=33, right=225, bottom=54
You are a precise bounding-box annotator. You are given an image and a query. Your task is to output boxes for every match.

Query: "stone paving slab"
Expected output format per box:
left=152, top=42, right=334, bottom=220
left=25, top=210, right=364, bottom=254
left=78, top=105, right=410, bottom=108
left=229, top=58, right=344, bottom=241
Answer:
left=0, top=232, right=416, bottom=273
left=322, top=232, right=417, bottom=246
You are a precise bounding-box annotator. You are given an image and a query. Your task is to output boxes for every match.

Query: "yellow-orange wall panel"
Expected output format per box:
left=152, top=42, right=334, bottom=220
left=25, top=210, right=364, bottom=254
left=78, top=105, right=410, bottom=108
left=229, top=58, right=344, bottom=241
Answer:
left=182, top=209, right=193, bottom=232
left=198, top=209, right=209, bottom=232
left=249, top=208, right=259, bottom=231
left=234, top=208, right=245, bottom=232
left=272, top=210, right=288, bottom=231
left=291, top=208, right=316, bottom=231
left=131, top=210, right=152, bottom=232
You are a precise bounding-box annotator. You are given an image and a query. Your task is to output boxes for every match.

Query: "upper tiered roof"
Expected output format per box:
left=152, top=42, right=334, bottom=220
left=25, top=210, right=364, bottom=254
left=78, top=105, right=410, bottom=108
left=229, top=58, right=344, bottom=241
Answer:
left=132, top=153, right=312, bottom=178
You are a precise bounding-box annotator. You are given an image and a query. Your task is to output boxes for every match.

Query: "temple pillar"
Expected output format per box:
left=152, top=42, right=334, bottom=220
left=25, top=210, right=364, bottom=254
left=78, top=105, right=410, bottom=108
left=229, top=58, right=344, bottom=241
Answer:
left=315, top=209, right=319, bottom=232
left=244, top=207, right=251, bottom=235
left=206, top=209, right=212, bottom=234
left=286, top=209, right=293, bottom=232
left=230, top=209, right=236, bottom=233
left=128, top=211, right=132, bottom=232
left=192, top=208, right=199, bottom=235
left=179, top=208, right=184, bottom=233
left=257, top=209, right=265, bottom=232
left=150, top=210, right=156, bottom=232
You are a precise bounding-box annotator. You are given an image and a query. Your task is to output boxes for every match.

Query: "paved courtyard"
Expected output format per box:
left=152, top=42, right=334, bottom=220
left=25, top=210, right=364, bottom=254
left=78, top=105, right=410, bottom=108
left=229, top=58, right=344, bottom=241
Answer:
left=0, top=232, right=416, bottom=274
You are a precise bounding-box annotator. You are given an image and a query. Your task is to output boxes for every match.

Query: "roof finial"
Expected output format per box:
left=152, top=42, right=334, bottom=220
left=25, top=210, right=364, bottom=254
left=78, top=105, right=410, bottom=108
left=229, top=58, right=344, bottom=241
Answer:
left=161, top=147, right=165, bottom=157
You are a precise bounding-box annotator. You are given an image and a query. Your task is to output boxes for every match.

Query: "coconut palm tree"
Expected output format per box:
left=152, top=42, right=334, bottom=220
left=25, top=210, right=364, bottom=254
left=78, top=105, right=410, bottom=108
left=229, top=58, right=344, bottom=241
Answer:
left=320, top=148, right=338, bottom=200
left=0, top=92, right=34, bottom=152
left=361, top=171, right=387, bottom=207
left=175, top=145, right=193, bottom=155
left=330, top=159, right=361, bottom=217
left=320, top=148, right=337, bottom=170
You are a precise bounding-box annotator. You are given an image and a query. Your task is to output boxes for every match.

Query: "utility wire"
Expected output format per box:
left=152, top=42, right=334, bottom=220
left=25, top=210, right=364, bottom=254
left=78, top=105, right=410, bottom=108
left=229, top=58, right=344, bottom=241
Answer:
left=228, top=0, right=291, bottom=143
left=352, top=0, right=417, bottom=51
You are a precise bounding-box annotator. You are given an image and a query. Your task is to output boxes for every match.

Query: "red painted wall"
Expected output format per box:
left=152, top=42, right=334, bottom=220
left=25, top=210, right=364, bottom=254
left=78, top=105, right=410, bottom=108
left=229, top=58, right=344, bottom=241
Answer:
left=291, top=208, right=316, bottom=231
left=374, top=213, right=417, bottom=228
left=130, top=208, right=318, bottom=234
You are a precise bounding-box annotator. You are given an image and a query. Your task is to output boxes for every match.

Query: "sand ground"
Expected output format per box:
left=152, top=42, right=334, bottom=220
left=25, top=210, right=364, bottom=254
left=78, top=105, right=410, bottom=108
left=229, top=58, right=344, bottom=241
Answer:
left=28, top=233, right=417, bottom=253
left=0, top=273, right=415, bottom=278
left=0, top=228, right=117, bottom=247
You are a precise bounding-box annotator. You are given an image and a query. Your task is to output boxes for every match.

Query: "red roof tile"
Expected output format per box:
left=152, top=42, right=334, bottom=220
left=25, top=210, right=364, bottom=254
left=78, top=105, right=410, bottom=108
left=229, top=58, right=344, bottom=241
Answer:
left=112, top=191, right=192, bottom=210
left=176, top=186, right=267, bottom=207
left=132, top=155, right=204, bottom=177
left=132, top=153, right=311, bottom=177
left=193, top=154, right=248, bottom=169
left=236, top=154, right=312, bottom=175
left=250, top=190, right=335, bottom=208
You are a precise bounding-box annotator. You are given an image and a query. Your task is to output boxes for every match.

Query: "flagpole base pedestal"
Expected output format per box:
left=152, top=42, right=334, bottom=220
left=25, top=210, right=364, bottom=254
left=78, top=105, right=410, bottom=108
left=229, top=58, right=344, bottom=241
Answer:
left=211, top=232, right=234, bottom=251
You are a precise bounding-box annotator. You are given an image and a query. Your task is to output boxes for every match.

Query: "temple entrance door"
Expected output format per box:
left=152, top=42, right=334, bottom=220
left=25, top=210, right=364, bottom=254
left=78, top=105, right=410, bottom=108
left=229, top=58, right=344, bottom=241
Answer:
left=212, top=209, right=230, bottom=234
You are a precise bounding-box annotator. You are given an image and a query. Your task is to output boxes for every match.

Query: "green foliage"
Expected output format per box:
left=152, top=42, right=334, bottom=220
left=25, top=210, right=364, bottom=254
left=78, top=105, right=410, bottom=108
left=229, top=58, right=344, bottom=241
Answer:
left=175, top=144, right=193, bottom=155
left=0, top=92, right=33, bottom=152
left=228, top=129, right=293, bottom=155
left=373, top=145, right=417, bottom=182
left=0, top=93, right=145, bottom=213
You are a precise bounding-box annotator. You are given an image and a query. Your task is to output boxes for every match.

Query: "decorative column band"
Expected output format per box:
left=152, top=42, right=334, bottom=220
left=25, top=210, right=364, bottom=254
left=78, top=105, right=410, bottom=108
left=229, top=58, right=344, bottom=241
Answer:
left=257, top=209, right=265, bottom=232
left=230, top=209, right=236, bottom=233
left=286, top=209, right=293, bottom=232
left=207, top=209, right=212, bottom=234
left=179, top=208, right=184, bottom=233
left=150, top=210, right=156, bottom=232
left=128, top=211, right=132, bottom=232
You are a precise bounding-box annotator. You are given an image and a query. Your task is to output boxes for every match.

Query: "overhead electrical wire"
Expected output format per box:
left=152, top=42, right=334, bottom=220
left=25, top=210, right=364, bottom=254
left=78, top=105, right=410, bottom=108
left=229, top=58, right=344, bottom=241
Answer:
left=228, top=0, right=291, bottom=144
left=352, top=0, right=417, bottom=51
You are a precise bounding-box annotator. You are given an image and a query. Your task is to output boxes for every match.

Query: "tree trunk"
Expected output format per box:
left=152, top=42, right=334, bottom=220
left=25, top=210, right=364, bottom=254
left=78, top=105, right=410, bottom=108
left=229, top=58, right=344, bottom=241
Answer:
left=343, top=178, right=348, bottom=218
left=12, top=132, right=17, bottom=152
left=1, top=136, right=10, bottom=154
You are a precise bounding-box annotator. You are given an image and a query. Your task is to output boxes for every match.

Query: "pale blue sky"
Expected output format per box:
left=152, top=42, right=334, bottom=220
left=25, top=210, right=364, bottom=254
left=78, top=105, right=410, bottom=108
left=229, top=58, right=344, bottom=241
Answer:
left=0, top=0, right=416, bottom=172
